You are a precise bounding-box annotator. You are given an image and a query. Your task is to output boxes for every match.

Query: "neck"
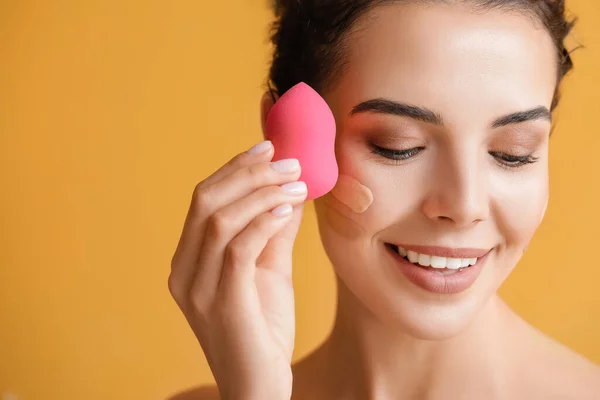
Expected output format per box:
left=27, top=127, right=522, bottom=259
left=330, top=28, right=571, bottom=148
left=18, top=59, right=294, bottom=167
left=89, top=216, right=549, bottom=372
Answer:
left=319, top=278, right=516, bottom=400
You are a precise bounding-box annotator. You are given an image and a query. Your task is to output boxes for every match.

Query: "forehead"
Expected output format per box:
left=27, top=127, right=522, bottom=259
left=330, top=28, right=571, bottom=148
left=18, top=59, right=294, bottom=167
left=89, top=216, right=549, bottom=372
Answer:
left=332, top=3, right=557, bottom=123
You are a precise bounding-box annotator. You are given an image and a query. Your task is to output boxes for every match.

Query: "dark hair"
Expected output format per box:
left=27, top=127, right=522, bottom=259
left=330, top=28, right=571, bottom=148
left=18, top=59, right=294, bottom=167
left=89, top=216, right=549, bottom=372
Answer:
left=267, top=0, right=578, bottom=111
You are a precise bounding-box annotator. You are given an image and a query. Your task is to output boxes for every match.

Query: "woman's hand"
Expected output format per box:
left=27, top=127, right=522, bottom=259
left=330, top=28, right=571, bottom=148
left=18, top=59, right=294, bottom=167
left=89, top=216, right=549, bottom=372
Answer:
left=168, top=140, right=306, bottom=400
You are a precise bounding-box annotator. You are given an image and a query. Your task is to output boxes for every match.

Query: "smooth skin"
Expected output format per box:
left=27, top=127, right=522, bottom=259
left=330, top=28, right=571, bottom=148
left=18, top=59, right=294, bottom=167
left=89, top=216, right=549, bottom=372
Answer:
left=169, top=2, right=600, bottom=399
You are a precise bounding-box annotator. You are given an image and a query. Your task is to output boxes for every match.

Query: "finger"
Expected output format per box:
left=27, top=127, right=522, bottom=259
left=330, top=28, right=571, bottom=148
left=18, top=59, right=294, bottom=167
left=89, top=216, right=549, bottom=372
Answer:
left=257, top=202, right=304, bottom=276
left=171, top=158, right=302, bottom=287
left=194, top=158, right=302, bottom=222
left=219, top=204, right=295, bottom=295
left=171, top=141, right=274, bottom=269
left=169, top=140, right=274, bottom=297
left=198, top=140, right=274, bottom=190
left=191, top=181, right=307, bottom=302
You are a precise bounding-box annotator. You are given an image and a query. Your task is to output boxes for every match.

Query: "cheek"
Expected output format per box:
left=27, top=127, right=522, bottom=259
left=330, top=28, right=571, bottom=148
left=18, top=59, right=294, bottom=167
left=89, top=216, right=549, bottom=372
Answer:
left=315, top=186, right=376, bottom=243
left=314, top=173, right=387, bottom=255
left=330, top=174, right=374, bottom=213
left=315, top=160, right=420, bottom=243
left=315, top=194, right=367, bottom=241
left=491, top=170, right=549, bottom=249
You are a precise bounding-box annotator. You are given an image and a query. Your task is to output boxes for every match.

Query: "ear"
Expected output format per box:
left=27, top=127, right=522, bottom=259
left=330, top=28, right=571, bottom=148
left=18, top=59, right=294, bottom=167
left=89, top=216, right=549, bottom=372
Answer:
left=260, top=90, right=278, bottom=139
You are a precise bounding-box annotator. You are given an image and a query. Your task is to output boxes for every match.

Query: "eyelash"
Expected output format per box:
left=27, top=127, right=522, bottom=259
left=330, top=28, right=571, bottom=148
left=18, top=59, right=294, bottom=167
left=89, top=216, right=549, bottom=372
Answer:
left=370, top=144, right=539, bottom=169
left=370, top=144, right=423, bottom=162
left=488, top=152, right=539, bottom=169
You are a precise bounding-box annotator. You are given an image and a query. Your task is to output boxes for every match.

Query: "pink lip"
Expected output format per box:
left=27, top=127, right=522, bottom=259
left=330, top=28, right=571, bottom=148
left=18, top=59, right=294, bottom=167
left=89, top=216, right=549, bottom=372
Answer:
left=385, top=244, right=493, bottom=294
left=392, top=244, right=491, bottom=259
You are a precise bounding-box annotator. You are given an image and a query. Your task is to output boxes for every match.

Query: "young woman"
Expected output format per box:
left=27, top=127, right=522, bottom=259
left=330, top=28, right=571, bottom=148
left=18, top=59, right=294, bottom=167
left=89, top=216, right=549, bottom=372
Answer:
left=168, top=1, right=600, bottom=398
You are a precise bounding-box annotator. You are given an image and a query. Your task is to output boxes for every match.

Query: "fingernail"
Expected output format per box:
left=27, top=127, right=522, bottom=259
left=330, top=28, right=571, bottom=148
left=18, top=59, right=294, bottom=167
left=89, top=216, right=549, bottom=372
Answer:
left=280, top=181, right=307, bottom=195
left=247, top=140, right=272, bottom=155
left=270, top=158, right=299, bottom=173
left=272, top=203, right=293, bottom=217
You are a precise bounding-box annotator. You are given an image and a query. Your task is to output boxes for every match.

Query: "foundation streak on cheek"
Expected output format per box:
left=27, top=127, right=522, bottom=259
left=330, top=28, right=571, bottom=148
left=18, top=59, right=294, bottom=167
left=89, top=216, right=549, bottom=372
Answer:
left=316, top=174, right=374, bottom=240
left=330, top=174, right=374, bottom=213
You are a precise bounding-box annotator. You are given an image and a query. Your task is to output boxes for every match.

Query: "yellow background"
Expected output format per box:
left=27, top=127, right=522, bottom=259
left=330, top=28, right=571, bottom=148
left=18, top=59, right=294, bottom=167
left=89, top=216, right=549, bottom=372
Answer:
left=1, top=1, right=598, bottom=399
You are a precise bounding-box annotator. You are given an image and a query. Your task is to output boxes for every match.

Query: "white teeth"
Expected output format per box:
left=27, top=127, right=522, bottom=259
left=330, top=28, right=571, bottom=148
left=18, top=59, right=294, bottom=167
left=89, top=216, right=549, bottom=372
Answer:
left=418, top=254, right=431, bottom=267
left=430, top=256, right=446, bottom=268
left=407, top=250, right=419, bottom=263
left=396, top=246, right=479, bottom=269
left=446, top=257, right=462, bottom=270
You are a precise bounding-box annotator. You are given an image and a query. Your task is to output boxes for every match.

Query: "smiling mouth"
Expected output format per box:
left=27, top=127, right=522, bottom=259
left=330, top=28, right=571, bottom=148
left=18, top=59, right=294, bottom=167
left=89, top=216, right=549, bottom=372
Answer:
left=386, top=243, right=478, bottom=275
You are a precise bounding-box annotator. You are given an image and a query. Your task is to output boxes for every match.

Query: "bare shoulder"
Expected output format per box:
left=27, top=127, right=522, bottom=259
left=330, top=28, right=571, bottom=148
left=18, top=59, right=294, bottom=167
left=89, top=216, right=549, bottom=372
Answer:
left=166, top=385, right=220, bottom=400
left=516, top=328, right=600, bottom=399
left=545, top=343, right=600, bottom=398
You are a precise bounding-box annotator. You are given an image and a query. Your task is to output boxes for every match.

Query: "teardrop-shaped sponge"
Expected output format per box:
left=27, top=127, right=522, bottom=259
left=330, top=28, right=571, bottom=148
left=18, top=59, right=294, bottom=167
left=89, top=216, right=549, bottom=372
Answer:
left=265, top=82, right=338, bottom=201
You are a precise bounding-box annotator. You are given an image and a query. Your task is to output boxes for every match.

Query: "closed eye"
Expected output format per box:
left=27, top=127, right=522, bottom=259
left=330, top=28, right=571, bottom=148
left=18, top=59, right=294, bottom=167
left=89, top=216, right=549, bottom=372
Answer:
left=370, top=144, right=424, bottom=162
left=489, top=151, right=539, bottom=168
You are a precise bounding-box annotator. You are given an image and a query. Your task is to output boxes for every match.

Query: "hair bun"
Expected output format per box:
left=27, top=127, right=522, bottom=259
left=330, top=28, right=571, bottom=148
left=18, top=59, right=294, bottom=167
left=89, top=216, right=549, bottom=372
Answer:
left=272, top=0, right=298, bottom=16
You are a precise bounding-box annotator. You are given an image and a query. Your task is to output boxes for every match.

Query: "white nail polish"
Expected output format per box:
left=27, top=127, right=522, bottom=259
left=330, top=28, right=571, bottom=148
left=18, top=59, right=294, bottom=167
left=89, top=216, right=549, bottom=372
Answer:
left=272, top=203, right=293, bottom=217
left=247, top=140, right=272, bottom=155
left=281, top=181, right=307, bottom=195
left=270, top=158, right=300, bottom=173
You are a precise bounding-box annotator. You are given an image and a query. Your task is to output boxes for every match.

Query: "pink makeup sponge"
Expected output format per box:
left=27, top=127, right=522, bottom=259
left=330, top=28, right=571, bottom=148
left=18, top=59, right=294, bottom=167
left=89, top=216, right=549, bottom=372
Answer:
left=265, top=82, right=338, bottom=201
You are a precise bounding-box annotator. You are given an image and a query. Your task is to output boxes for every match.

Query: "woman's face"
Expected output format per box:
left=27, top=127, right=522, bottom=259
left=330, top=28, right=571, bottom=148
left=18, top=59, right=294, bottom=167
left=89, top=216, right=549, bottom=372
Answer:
left=314, top=3, right=557, bottom=339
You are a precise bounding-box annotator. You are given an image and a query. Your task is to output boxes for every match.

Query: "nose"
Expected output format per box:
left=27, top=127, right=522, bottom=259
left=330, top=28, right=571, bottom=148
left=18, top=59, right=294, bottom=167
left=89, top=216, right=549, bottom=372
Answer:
left=420, top=147, right=489, bottom=227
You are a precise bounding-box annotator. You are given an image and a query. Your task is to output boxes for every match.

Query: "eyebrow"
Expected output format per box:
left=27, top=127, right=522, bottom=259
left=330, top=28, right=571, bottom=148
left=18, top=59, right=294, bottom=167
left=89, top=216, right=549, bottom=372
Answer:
left=350, top=98, right=552, bottom=128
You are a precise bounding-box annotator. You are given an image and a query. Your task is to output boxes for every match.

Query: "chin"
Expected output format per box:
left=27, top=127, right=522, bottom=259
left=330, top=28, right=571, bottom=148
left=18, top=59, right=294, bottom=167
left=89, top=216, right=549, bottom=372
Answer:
left=348, top=274, right=489, bottom=340
left=380, top=296, right=487, bottom=340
